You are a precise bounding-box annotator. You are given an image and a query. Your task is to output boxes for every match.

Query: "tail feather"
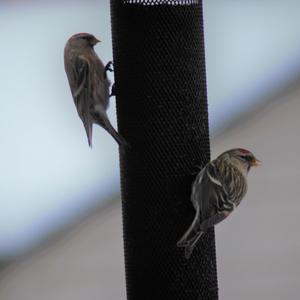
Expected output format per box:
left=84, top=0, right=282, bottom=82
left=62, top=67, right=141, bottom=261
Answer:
left=177, top=207, right=200, bottom=247
left=83, top=117, right=93, bottom=148
left=177, top=208, right=204, bottom=259
left=102, top=118, right=129, bottom=149
left=183, top=231, right=204, bottom=259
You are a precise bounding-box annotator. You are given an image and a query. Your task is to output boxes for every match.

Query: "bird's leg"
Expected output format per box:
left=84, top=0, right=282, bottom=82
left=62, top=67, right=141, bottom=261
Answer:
left=104, top=61, right=113, bottom=79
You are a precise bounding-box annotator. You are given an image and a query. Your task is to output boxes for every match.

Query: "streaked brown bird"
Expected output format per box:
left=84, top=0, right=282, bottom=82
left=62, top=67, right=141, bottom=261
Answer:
left=64, top=32, right=127, bottom=147
left=177, top=148, right=261, bottom=259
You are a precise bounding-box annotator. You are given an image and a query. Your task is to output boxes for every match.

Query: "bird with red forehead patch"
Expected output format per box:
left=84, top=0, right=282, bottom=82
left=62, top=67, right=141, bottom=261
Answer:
left=64, top=32, right=127, bottom=148
left=177, top=148, right=260, bottom=259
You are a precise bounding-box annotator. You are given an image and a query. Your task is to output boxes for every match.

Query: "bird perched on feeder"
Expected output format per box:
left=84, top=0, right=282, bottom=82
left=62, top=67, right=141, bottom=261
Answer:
left=64, top=32, right=127, bottom=148
left=177, top=148, right=261, bottom=259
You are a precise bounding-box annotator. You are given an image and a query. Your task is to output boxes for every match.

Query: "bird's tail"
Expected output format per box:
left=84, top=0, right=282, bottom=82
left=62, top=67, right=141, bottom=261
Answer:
left=177, top=209, right=204, bottom=259
left=102, top=117, right=129, bottom=150
left=83, top=116, right=93, bottom=148
left=182, top=231, right=204, bottom=259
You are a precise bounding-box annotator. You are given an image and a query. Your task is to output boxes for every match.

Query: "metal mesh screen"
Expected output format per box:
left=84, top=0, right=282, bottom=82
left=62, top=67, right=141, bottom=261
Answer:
left=110, top=1, right=218, bottom=299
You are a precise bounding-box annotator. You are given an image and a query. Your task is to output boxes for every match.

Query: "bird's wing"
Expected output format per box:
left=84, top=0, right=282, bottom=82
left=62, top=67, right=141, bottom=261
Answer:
left=190, top=166, right=206, bottom=209
left=193, top=163, right=229, bottom=222
left=65, top=55, right=93, bottom=145
left=65, top=55, right=91, bottom=101
left=71, top=55, right=90, bottom=99
left=196, top=164, right=231, bottom=231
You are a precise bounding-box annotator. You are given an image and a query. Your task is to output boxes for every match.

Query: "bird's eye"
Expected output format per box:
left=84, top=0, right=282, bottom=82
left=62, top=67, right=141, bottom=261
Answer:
left=238, top=155, right=251, bottom=162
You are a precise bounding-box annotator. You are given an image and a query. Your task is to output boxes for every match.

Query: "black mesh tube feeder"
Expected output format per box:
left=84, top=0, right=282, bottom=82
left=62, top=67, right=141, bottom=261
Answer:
left=110, top=1, right=218, bottom=299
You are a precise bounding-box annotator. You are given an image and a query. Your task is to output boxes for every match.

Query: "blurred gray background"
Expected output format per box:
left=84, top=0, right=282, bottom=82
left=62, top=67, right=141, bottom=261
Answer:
left=0, top=0, right=299, bottom=299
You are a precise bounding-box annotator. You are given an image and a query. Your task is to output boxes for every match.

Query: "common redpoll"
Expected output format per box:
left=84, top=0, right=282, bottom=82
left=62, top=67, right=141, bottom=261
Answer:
left=64, top=33, right=127, bottom=147
left=177, top=148, right=261, bottom=259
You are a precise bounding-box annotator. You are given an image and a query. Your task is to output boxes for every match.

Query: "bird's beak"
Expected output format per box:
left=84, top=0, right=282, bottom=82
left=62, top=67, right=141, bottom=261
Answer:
left=93, top=37, right=101, bottom=45
left=251, top=158, right=261, bottom=167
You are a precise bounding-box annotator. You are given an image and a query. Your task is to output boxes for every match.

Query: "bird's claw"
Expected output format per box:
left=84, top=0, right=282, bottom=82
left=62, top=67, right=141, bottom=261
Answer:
left=105, top=61, right=114, bottom=73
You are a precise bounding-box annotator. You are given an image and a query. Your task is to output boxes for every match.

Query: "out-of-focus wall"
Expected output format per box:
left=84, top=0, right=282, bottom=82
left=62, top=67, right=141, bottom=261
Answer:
left=0, top=202, right=126, bottom=300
